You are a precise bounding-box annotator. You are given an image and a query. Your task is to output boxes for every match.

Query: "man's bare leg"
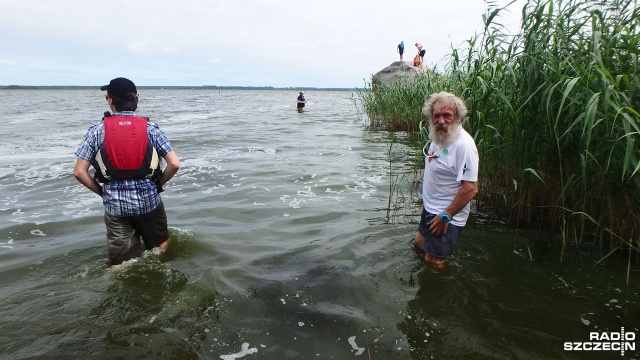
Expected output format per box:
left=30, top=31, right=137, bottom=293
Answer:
left=414, top=232, right=425, bottom=250
left=414, top=232, right=446, bottom=264
left=424, top=253, right=446, bottom=264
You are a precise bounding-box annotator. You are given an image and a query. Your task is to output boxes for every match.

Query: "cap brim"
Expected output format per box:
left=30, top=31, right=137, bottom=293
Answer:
left=100, top=85, right=109, bottom=91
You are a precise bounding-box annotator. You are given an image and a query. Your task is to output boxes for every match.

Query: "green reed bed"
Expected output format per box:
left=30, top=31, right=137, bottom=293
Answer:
left=359, top=76, right=435, bottom=131
left=360, top=0, right=640, bottom=277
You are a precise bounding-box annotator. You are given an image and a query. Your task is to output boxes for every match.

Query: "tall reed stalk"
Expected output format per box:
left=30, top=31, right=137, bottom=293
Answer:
left=359, top=0, right=640, bottom=277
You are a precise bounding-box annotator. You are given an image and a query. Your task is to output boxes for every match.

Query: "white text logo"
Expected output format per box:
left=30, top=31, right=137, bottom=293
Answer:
left=564, top=328, right=636, bottom=356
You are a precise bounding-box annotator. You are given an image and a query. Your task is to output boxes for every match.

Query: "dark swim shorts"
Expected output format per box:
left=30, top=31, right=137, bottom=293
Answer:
left=417, top=207, right=464, bottom=258
left=104, top=201, right=169, bottom=265
left=419, top=49, right=426, bottom=57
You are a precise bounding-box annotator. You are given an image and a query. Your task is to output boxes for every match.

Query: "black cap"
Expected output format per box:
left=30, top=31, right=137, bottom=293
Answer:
left=100, top=77, right=137, bottom=98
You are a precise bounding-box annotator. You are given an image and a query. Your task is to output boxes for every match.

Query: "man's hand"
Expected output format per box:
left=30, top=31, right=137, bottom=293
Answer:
left=429, top=214, right=448, bottom=236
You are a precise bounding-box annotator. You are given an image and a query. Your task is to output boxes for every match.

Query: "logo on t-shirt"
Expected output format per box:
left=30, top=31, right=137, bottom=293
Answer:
left=427, top=150, right=439, bottom=163
left=463, top=163, right=471, bottom=174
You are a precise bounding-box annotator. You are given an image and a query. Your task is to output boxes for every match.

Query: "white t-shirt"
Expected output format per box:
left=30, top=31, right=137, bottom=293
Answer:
left=422, top=127, right=479, bottom=226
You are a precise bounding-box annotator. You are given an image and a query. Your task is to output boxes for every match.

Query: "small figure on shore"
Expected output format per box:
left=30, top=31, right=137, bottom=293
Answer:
left=397, top=41, right=404, bottom=61
left=73, top=77, right=181, bottom=269
left=415, top=42, right=426, bottom=70
left=297, top=91, right=306, bottom=113
left=414, top=92, right=479, bottom=265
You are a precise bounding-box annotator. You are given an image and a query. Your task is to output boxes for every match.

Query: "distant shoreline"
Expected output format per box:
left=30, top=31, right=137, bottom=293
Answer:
left=0, top=85, right=357, bottom=91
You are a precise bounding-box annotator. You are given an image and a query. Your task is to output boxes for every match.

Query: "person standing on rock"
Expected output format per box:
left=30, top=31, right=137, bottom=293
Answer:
left=397, top=41, right=404, bottom=61
left=415, top=42, right=426, bottom=70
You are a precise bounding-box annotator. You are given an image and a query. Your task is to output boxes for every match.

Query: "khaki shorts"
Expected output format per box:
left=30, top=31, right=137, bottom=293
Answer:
left=104, top=201, right=169, bottom=266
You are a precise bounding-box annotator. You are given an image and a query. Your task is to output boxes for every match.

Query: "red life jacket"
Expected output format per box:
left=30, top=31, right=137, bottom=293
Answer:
left=92, top=115, right=162, bottom=183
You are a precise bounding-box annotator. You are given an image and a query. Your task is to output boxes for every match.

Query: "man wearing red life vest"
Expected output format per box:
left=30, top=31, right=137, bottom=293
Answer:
left=74, top=77, right=180, bottom=269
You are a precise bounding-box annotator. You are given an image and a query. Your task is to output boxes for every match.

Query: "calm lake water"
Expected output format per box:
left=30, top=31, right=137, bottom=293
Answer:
left=0, top=89, right=637, bottom=359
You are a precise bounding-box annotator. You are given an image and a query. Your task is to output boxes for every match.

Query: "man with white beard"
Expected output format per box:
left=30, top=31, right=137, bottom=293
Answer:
left=414, top=92, right=479, bottom=264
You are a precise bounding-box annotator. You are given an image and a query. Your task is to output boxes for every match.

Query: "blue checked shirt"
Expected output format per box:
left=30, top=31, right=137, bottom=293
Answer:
left=75, top=112, right=174, bottom=217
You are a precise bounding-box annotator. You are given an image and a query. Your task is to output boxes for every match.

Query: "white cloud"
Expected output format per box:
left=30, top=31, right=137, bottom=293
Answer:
left=0, top=59, right=18, bottom=66
left=0, top=0, right=526, bottom=87
left=126, top=43, right=181, bottom=57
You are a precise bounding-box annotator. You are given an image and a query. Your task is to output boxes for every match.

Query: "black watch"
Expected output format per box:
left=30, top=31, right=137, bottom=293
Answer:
left=440, top=211, right=452, bottom=223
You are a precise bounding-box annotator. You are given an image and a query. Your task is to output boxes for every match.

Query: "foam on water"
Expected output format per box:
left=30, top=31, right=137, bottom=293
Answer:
left=0, top=168, right=17, bottom=178
left=348, top=336, right=365, bottom=355
left=219, top=342, right=258, bottom=359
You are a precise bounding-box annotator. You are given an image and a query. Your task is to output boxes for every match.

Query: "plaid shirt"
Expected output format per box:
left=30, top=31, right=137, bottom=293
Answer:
left=75, top=112, right=174, bottom=217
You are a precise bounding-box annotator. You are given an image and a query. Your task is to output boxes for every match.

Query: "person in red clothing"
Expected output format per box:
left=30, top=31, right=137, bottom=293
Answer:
left=415, top=43, right=426, bottom=70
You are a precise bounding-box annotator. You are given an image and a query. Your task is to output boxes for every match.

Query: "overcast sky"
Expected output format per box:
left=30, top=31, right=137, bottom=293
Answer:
left=0, top=0, right=526, bottom=88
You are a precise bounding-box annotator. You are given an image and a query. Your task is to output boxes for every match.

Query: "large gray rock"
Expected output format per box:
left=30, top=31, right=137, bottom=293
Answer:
left=372, top=61, right=421, bottom=86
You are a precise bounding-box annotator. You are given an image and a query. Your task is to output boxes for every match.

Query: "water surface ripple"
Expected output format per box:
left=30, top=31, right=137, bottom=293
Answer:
left=0, top=89, right=637, bottom=359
